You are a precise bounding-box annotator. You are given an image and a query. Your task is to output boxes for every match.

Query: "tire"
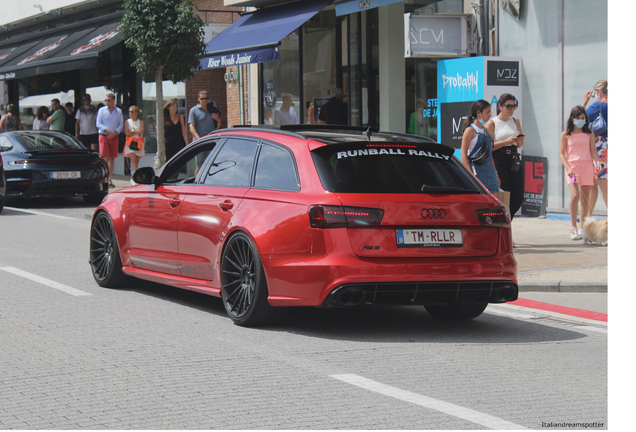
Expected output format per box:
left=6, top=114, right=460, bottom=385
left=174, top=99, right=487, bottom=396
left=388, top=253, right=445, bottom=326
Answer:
left=84, top=192, right=108, bottom=205
left=424, top=302, right=488, bottom=320
left=220, top=232, right=284, bottom=327
left=90, top=211, right=129, bottom=288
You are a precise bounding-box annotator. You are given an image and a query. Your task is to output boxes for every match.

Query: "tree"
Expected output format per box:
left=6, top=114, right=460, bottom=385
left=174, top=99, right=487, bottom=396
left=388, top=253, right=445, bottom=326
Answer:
left=121, top=0, right=206, bottom=169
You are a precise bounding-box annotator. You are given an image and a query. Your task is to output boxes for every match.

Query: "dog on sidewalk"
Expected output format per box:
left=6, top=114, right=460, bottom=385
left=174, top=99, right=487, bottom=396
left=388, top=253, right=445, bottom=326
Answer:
left=581, top=217, right=608, bottom=246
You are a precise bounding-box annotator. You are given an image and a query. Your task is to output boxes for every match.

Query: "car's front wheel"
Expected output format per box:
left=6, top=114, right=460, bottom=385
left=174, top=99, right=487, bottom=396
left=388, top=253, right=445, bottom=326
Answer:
left=90, top=211, right=129, bottom=288
left=424, top=302, right=488, bottom=320
left=221, top=232, right=284, bottom=327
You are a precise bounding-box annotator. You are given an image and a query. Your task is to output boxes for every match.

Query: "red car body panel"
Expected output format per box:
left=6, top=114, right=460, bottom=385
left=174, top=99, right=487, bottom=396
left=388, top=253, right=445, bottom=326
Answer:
left=94, top=128, right=517, bottom=309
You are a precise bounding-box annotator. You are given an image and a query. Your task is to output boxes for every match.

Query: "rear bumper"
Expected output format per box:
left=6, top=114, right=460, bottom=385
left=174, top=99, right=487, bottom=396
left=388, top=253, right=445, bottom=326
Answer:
left=6, top=178, right=108, bottom=198
left=322, top=280, right=518, bottom=307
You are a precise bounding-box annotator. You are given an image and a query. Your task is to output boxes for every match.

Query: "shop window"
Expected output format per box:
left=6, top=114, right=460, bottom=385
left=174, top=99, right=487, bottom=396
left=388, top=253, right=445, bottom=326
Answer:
left=261, top=30, right=300, bottom=125
left=405, top=58, right=438, bottom=141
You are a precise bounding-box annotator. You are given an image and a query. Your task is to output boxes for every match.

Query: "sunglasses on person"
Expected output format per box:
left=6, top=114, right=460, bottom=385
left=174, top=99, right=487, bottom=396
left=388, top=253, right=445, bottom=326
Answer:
left=199, top=97, right=209, bottom=100
left=502, top=103, right=518, bottom=110
left=169, top=105, right=177, bottom=109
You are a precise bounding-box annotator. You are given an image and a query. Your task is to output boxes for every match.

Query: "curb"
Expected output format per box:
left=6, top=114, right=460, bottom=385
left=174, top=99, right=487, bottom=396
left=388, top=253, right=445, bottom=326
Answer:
left=519, top=282, right=607, bottom=293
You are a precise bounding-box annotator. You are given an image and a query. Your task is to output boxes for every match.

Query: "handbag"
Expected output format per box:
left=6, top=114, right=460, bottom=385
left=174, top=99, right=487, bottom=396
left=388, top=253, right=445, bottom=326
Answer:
left=590, top=104, right=607, bottom=137
left=467, top=126, right=490, bottom=165
left=510, top=153, right=522, bottom=172
left=125, top=136, right=144, bottom=151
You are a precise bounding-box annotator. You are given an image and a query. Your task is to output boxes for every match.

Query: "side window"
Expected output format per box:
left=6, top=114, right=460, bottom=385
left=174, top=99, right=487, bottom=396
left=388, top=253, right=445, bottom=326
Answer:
left=163, top=141, right=217, bottom=184
left=204, top=138, right=258, bottom=187
left=254, top=143, right=299, bottom=191
left=0, top=136, right=13, bottom=152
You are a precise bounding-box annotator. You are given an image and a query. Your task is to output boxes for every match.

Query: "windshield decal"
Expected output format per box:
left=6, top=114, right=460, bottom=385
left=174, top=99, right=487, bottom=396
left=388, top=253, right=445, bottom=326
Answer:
left=337, top=148, right=450, bottom=160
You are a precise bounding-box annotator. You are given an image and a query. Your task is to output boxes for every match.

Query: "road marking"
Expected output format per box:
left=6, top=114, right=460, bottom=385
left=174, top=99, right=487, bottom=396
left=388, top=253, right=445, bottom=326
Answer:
left=0, top=267, right=92, bottom=297
left=4, top=207, right=82, bottom=221
left=330, top=374, right=526, bottom=430
left=518, top=264, right=606, bottom=275
left=511, top=298, right=607, bottom=322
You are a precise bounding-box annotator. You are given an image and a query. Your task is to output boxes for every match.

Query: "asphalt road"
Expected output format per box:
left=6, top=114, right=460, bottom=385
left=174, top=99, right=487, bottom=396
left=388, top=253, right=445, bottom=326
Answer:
left=0, top=199, right=608, bottom=429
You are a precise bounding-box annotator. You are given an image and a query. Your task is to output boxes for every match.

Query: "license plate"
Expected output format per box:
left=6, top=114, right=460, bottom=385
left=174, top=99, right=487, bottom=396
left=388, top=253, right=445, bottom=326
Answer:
left=51, top=171, right=81, bottom=179
left=396, top=229, right=463, bottom=247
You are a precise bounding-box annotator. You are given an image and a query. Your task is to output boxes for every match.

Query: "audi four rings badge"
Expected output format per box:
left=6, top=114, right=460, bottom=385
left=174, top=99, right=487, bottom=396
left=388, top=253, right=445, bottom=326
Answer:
left=421, top=208, right=446, bottom=219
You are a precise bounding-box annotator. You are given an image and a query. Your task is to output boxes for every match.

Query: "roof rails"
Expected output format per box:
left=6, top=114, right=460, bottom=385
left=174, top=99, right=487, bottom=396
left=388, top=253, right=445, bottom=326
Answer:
left=222, top=124, right=439, bottom=145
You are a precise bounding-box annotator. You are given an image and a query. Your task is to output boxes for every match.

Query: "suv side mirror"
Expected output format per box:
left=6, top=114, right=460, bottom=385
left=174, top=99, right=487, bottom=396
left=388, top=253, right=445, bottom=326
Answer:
left=132, top=166, right=156, bottom=185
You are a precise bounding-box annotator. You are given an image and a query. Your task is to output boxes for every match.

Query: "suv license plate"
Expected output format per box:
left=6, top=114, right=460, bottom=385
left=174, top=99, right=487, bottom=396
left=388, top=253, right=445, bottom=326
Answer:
left=396, top=229, right=462, bottom=247
left=51, top=171, right=80, bottom=179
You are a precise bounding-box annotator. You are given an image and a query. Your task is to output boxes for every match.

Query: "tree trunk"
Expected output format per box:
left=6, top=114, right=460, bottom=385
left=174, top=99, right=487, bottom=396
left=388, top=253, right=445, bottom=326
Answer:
left=154, top=66, right=166, bottom=171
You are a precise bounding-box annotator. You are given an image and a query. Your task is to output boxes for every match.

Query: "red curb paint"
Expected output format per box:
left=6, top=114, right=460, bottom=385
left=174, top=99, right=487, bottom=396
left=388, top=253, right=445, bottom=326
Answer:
left=511, top=298, right=608, bottom=322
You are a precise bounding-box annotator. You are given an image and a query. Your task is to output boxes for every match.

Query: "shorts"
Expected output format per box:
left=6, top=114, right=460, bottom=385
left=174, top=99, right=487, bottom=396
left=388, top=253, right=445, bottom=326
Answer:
left=79, top=134, right=99, bottom=148
left=99, top=134, right=119, bottom=158
left=124, top=145, right=145, bottom=158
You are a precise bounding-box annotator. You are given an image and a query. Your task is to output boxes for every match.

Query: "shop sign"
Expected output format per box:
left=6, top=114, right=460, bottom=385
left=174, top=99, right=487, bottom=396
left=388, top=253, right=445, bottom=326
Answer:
left=487, top=60, right=520, bottom=86
left=522, top=156, right=548, bottom=217
left=263, top=77, right=277, bottom=110
left=0, top=72, right=15, bottom=80
left=405, top=14, right=468, bottom=58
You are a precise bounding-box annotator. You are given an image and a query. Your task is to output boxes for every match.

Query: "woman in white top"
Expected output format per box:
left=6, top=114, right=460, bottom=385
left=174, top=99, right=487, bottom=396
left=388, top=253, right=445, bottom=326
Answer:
left=486, top=93, right=525, bottom=220
left=32, top=106, right=49, bottom=131
left=124, top=106, right=145, bottom=178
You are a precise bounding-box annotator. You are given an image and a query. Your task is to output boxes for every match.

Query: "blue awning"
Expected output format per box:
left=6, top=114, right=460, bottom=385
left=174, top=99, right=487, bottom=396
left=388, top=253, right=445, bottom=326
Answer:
left=200, top=0, right=332, bottom=69
left=335, top=0, right=403, bottom=16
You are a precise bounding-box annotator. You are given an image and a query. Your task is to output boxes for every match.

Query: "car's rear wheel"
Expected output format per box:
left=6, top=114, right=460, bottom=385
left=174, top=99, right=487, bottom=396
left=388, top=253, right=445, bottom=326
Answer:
left=221, top=232, right=284, bottom=327
left=90, top=211, right=129, bottom=288
left=424, top=302, right=488, bottom=320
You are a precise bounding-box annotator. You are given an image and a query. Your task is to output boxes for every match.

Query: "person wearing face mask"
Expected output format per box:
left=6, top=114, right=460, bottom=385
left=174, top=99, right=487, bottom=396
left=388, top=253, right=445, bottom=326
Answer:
left=583, top=79, right=608, bottom=209
left=559, top=105, right=601, bottom=240
left=460, top=100, right=500, bottom=198
left=486, top=93, right=525, bottom=220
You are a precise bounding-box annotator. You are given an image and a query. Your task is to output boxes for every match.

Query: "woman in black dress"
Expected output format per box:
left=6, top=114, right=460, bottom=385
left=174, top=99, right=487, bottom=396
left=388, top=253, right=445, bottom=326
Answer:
left=163, top=98, right=188, bottom=161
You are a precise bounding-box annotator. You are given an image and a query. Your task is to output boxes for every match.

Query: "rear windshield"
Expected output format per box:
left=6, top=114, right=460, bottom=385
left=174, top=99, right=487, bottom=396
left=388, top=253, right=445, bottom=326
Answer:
left=311, top=143, right=485, bottom=194
left=16, top=132, right=85, bottom=151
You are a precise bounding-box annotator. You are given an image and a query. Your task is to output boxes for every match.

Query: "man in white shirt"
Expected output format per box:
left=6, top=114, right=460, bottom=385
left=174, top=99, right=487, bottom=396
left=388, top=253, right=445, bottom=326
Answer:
left=274, top=94, right=298, bottom=125
left=75, top=94, right=99, bottom=153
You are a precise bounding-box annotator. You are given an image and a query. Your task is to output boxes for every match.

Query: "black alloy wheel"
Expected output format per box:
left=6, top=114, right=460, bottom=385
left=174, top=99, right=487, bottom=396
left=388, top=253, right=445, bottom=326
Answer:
left=90, top=211, right=128, bottom=287
left=424, top=302, right=488, bottom=320
left=220, top=232, right=284, bottom=327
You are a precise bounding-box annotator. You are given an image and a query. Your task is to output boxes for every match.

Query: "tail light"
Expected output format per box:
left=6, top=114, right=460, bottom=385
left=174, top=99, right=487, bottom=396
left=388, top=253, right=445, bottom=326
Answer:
left=309, top=205, right=384, bottom=228
left=476, top=206, right=510, bottom=228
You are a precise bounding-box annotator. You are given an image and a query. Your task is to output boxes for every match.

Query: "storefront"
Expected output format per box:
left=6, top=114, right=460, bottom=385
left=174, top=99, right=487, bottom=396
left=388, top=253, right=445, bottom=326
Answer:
left=205, top=0, right=472, bottom=139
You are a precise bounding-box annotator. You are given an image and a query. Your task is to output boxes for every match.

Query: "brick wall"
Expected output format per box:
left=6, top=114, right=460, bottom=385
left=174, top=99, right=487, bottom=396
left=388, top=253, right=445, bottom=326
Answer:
left=187, top=0, right=248, bottom=138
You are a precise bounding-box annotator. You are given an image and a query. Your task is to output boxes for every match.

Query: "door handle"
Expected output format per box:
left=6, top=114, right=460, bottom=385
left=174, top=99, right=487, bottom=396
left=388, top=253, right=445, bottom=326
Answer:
left=219, top=199, right=234, bottom=211
left=169, top=197, right=181, bottom=208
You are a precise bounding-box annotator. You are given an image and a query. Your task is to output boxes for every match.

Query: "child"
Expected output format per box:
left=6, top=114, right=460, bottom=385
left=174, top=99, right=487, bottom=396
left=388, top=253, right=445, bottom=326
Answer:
left=559, top=105, right=601, bottom=240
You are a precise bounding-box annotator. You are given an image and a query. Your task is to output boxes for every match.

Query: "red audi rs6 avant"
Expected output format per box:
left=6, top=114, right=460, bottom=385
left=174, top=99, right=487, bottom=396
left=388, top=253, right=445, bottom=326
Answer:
left=90, top=126, right=517, bottom=326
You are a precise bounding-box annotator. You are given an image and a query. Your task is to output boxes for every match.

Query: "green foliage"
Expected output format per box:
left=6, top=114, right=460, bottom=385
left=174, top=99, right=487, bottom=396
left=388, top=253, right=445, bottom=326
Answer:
left=121, top=0, right=206, bottom=83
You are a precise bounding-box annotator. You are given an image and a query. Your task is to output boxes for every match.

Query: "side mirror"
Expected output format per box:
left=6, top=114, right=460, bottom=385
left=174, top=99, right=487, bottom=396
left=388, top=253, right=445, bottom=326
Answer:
left=132, top=166, right=156, bottom=185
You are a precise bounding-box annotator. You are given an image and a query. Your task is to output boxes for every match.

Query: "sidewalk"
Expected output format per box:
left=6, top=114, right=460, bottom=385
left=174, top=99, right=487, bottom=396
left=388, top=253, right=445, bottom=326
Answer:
left=106, top=175, right=608, bottom=314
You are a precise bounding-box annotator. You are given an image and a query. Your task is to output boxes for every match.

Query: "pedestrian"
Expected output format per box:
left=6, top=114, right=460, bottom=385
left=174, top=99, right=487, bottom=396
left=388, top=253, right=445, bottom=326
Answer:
left=96, top=93, right=124, bottom=188
left=75, top=94, right=99, bottom=153
left=274, top=93, right=298, bottom=125
left=64, top=102, right=76, bottom=136
left=486, top=94, right=525, bottom=220
left=0, top=104, right=24, bottom=132
left=460, top=100, right=500, bottom=197
left=188, top=90, right=215, bottom=142
left=207, top=99, right=222, bottom=130
left=559, top=105, right=601, bottom=240
left=318, top=88, right=348, bottom=125
left=123, top=105, right=145, bottom=181
left=583, top=79, right=608, bottom=209
left=32, top=106, right=49, bottom=131
left=407, top=98, right=427, bottom=136
left=46, top=98, right=66, bottom=131
left=164, top=98, right=188, bottom=161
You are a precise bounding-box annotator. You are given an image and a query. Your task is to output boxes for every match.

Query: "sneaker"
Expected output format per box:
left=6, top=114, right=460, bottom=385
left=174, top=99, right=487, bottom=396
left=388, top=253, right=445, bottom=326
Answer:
left=569, top=227, right=580, bottom=240
left=109, top=180, right=116, bottom=189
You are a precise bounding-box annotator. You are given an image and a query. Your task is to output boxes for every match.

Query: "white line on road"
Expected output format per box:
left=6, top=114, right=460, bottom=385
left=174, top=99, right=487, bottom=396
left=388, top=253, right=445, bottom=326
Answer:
left=4, top=207, right=84, bottom=221
left=330, top=374, right=527, bottom=430
left=0, top=267, right=92, bottom=297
